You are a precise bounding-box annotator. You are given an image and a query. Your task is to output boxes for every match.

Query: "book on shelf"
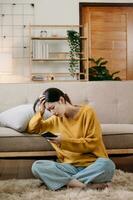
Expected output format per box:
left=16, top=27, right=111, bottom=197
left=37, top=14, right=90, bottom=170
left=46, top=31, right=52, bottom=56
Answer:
left=32, top=40, right=49, bottom=59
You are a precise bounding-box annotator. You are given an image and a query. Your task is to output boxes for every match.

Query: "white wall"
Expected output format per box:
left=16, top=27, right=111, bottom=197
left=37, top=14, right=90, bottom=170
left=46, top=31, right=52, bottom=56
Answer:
left=35, top=0, right=133, bottom=25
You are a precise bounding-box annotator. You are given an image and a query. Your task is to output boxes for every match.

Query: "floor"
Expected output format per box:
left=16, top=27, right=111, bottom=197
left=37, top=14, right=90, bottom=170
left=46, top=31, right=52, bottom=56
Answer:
left=0, top=155, right=132, bottom=180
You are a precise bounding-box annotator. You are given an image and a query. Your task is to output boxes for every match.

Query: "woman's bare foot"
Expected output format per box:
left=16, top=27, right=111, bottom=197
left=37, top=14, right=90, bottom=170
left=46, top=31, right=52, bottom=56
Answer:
left=67, top=180, right=111, bottom=190
left=86, top=182, right=111, bottom=190
left=67, top=179, right=86, bottom=189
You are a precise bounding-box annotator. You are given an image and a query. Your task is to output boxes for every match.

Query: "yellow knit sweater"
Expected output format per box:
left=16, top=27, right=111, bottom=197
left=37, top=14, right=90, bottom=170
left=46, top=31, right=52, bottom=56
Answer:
left=27, top=105, right=108, bottom=166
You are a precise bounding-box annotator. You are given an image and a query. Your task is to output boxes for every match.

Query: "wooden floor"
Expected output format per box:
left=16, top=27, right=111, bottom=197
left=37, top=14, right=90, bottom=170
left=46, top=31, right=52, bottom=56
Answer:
left=0, top=159, right=34, bottom=179
left=0, top=157, right=57, bottom=180
left=111, top=155, right=133, bottom=173
left=0, top=155, right=132, bottom=180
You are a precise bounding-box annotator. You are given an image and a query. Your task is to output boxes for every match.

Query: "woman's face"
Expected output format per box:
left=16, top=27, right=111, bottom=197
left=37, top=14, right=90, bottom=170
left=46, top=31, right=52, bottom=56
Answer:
left=45, top=100, right=66, bottom=117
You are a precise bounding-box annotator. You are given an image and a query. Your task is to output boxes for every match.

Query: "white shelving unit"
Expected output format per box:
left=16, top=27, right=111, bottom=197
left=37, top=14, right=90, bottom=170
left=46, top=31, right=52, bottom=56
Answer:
left=29, top=24, right=89, bottom=81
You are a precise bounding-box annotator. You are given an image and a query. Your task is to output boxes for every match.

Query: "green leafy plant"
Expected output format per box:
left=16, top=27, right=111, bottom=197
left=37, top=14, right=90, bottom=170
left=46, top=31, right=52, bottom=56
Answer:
left=88, top=57, right=121, bottom=81
left=67, top=30, right=80, bottom=77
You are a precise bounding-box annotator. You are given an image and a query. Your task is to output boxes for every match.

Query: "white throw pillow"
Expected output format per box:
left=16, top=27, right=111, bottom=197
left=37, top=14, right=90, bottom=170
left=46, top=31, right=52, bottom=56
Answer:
left=0, top=104, right=52, bottom=132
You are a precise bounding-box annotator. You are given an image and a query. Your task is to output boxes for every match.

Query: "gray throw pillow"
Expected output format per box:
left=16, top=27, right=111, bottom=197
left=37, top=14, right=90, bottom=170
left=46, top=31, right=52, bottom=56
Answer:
left=0, top=104, right=52, bottom=132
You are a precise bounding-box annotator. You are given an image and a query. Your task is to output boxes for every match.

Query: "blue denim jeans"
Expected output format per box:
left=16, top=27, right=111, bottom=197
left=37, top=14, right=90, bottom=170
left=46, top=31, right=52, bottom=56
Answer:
left=32, top=157, right=116, bottom=190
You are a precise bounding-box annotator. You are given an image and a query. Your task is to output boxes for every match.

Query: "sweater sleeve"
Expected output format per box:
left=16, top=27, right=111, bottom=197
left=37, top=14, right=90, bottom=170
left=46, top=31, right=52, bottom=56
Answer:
left=27, top=111, right=56, bottom=134
left=60, top=108, right=101, bottom=153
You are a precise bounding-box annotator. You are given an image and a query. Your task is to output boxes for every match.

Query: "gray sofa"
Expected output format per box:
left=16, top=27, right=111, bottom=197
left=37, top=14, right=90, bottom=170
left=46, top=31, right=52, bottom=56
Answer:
left=0, top=81, right=133, bottom=179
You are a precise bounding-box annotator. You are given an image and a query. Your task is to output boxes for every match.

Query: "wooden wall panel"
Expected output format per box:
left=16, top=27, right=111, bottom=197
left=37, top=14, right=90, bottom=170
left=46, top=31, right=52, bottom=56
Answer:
left=80, top=5, right=133, bottom=80
left=127, top=13, right=133, bottom=79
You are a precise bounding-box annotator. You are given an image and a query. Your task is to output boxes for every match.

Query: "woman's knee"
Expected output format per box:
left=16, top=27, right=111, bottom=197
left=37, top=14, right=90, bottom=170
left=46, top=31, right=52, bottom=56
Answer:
left=95, top=158, right=115, bottom=178
left=32, top=160, right=40, bottom=176
left=93, top=158, right=116, bottom=183
left=102, top=159, right=115, bottom=174
left=99, top=158, right=116, bottom=181
left=97, top=158, right=115, bottom=172
left=32, top=160, right=55, bottom=175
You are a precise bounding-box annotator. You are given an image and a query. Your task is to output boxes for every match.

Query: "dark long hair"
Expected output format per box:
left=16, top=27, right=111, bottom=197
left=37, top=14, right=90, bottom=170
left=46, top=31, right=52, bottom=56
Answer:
left=33, top=88, right=71, bottom=113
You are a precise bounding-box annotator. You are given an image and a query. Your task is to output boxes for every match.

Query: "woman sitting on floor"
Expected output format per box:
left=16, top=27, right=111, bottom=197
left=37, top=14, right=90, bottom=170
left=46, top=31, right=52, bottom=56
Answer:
left=27, top=87, right=115, bottom=191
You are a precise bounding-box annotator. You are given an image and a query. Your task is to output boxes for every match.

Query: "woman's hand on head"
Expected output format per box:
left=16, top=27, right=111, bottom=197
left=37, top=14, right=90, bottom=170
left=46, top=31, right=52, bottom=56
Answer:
left=39, top=95, right=46, bottom=115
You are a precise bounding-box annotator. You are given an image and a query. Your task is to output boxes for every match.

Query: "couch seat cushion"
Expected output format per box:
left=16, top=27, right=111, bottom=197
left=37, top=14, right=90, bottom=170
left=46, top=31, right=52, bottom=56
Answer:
left=101, top=124, right=133, bottom=134
left=103, top=134, right=133, bottom=149
left=101, top=124, right=133, bottom=135
left=0, top=124, right=133, bottom=152
left=101, top=124, right=133, bottom=149
left=0, top=128, right=54, bottom=152
left=0, top=127, right=23, bottom=136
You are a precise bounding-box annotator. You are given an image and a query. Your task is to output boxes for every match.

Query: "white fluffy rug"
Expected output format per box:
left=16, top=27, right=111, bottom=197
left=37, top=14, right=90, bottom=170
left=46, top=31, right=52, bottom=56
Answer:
left=0, top=170, right=133, bottom=200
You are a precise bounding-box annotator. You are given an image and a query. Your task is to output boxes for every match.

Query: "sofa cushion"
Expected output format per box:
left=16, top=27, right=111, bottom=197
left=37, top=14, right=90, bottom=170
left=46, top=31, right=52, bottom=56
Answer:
left=0, top=134, right=54, bottom=152
left=0, top=104, right=52, bottom=132
left=87, top=82, right=118, bottom=124
left=0, top=127, right=23, bottom=136
left=0, top=131, right=132, bottom=152
left=116, top=81, right=133, bottom=124
left=86, top=81, right=133, bottom=124
left=27, top=82, right=88, bottom=105
left=0, top=104, right=34, bottom=132
left=101, top=124, right=133, bottom=149
left=103, top=134, right=133, bottom=149
left=101, top=124, right=133, bottom=135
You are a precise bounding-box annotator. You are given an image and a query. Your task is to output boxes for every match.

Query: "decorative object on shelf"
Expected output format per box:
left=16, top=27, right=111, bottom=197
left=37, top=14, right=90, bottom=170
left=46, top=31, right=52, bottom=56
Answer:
left=50, top=30, right=58, bottom=37
left=88, top=57, right=121, bottom=81
left=40, top=30, right=49, bottom=59
left=67, top=30, right=80, bottom=77
left=40, top=30, right=47, bottom=37
left=31, top=74, right=44, bottom=81
left=32, top=30, right=49, bottom=60
left=47, top=74, right=55, bottom=80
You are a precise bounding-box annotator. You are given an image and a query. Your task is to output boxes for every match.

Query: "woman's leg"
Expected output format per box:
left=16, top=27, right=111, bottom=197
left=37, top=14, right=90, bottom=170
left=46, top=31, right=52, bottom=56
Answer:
left=73, top=158, right=115, bottom=186
left=31, top=160, right=79, bottom=190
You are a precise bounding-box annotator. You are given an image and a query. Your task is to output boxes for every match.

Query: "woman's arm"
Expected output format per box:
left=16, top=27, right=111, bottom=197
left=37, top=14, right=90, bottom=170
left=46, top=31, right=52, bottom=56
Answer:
left=27, top=111, right=56, bottom=134
left=28, top=94, right=56, bottom=134
left=60, top=108, right=101, bottom=153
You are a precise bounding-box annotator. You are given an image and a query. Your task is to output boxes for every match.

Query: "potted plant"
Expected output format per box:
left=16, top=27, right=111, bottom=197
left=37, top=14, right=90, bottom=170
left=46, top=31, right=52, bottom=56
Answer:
left=67, top=30, right=80, bottom=77
left=88, top=57, right=121, bottom=81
